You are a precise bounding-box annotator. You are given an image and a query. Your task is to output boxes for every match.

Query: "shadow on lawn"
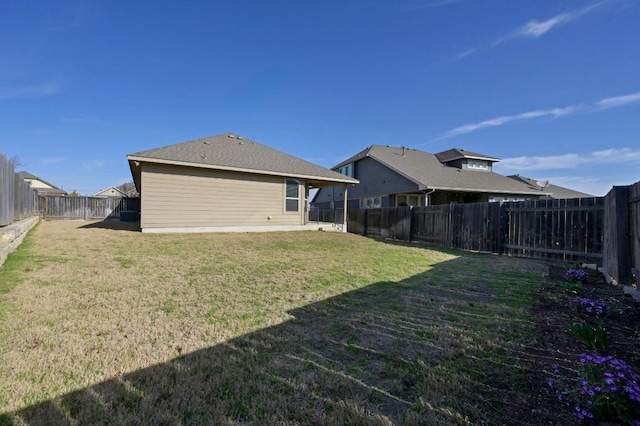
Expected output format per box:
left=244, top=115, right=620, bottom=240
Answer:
left=78, top=219, right=140, bottom=232
left=2, top=254, right=557, bottom=426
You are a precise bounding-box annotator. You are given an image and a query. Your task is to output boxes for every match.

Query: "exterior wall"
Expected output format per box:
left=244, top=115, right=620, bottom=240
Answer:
left=312, top=157, right=418, bottom=208
left=95, top=188, right=124, bottom=197
left=25, top=179, right=53, bottom=189
left=140, top=163, right=305, bottom=231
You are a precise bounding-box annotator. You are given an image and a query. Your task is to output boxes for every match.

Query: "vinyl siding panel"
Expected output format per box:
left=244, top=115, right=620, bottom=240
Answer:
left=312, top=157, right=418, bottom=207
left=141, top=164, right=304, bottom=229
left=354, top=157, right=419, bottom=197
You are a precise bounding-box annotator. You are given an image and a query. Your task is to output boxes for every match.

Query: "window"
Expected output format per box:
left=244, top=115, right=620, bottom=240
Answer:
left=467, top=160, right=488, bottom=170
left=338, top=163, right=354, bottom=177
left=359, top=196, right=381, bottom=209
left=285, top=179, right=300, bottom=212
left=396, top=194, right=422, bottom=207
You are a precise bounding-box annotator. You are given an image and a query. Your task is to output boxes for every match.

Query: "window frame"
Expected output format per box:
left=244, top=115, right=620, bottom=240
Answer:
left=338, top=163, right=354, bottom=177
left=467, top=160, right=488, bottom=170
left=284, top=179, right=300, bottom=213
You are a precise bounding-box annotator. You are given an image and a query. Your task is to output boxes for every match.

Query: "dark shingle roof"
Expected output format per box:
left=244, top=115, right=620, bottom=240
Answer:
left=127, top=132, right=358, bottom=185
left=342, top=145, right=544, bottom=194
left=507, top=175, right=594, bottom=199
left=435, top=148, right=500, bottom=163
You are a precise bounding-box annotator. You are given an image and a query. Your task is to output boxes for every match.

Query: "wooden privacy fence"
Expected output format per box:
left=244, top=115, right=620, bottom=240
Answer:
left=347, top=185, right=640, bottom=286
left=602, top=183, right=640, bottom=287
left=35, top=196, right=140, bottom=220
left=0, top=154, right=38, bottom=226
left=503, top=197, right=604, bottom=261
left=348, top=197, right=604, bottom=263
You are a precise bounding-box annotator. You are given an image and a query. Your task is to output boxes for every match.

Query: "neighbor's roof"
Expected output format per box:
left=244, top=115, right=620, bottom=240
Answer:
left=434, top=148, right=500, bottom=163
left=93, top=186, right=127, bottom=197
left=507, top=175, right=594, bottom=199
left=335, top=145, right=543, bottom=195
left=127, top=133, right=358, bottom=187
left=17, top=171, right=68, bottom=195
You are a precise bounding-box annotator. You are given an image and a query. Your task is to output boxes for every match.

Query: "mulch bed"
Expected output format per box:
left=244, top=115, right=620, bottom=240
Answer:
left=516, top=264, right=640, bottom=425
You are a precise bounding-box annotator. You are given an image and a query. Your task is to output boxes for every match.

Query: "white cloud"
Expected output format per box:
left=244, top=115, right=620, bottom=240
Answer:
left=455, top=1, right=607, bottom=60
left=494, top=148, right=640, bottom=196
left=495, top=148, right=640, bottom=171
left=0, top=83, right=61, bottom=100
left=511, top=2, right=604, bottom=39
left=435, top=92, right=639, bottom=140
left=594, top=93, right=640, bottom=109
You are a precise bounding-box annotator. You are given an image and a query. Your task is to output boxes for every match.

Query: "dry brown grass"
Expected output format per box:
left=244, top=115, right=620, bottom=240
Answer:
left=0, top=219, right=549, bottom=425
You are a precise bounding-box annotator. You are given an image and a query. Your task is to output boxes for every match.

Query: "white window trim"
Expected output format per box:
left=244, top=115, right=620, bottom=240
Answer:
left=284, top=179, right=301, bottom=213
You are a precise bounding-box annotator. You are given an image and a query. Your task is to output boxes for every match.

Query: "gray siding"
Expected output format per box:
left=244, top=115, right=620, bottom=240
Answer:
left=313, top=157, right=419, bottom=207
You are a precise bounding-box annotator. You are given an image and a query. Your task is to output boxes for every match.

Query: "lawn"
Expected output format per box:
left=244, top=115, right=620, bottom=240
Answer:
left=0, top=220, right=551, bottom=425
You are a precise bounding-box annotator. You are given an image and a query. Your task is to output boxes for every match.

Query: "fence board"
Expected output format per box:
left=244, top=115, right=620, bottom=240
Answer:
left=37, top=196, right=140, bottom=220
left=630, top=182, right=640, bottom=281
left=503, top=197, right=603, bottom=262
left=0, top=155, right=14, bottom=226
left=602, top=187, right=630, bottom=284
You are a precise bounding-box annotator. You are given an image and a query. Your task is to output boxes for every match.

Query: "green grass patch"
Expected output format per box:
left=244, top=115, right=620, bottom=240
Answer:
left=0, top=221, right=551, bottom=425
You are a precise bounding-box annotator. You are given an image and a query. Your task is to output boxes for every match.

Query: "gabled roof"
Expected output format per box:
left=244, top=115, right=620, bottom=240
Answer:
left=128, top=133, right=358, bottom=189
left=94, top=186, right=127, bottom=197
left=507, top=175, right=594, bottom=199
left=336, top=145, right=543, bottom=195
left=435, top=148, right=500, bottom=163
left=17, top=171, right=68, bottom=195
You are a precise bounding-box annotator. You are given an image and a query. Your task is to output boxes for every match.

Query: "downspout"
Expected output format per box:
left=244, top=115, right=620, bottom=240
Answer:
left=424, top=189, right=436, bottom=206
left=343, top=184, right=348, bottom=232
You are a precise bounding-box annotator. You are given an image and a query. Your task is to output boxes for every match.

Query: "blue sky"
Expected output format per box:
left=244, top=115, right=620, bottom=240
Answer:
left=1, top=0, right=638, bottom=196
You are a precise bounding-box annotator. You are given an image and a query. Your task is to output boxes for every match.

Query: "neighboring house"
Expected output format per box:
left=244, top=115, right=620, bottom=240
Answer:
left=127, top=132, right=359, bottom=233
left=17, top=171, right=68, bottom=196
left=312, top=146, right=589, bottom=210
left=506, top=175, right=593, bottom=199
left=93, top=186, right=127, bottom=198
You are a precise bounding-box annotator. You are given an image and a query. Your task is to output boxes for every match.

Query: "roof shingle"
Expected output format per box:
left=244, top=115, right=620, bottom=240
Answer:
left=128, top=132, right=357, bottom=185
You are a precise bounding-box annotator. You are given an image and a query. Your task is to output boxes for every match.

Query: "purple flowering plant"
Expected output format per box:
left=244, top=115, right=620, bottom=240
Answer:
left=571, top=297, right=610, bottom=317
left=549, top=354, right=640, bottom=424
left=566, top=268, right=589, bottom=283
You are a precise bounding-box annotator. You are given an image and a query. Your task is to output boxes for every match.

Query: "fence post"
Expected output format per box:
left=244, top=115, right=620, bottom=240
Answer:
left=498, top=202, right=507, bottom=254
left=409, top=206, right=415, bottom=242
left=603, top=186, right=631, bottom=285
